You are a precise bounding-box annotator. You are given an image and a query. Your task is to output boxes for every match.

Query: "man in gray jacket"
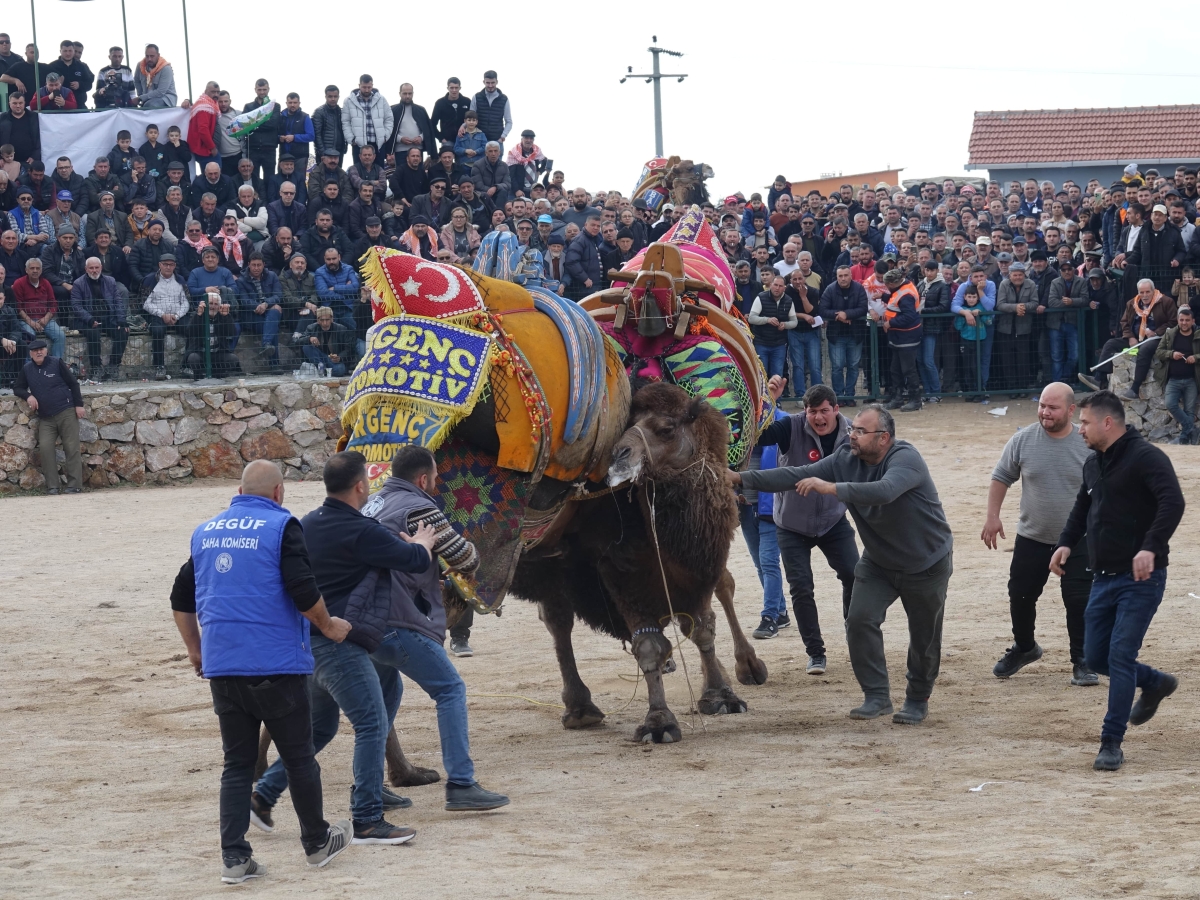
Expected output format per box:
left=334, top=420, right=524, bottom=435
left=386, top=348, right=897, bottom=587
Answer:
left=729, top=404, right=953, bottom=724
left=752, top=379, right=859, bottom=676
left=363, top=445, right=510, bottom=812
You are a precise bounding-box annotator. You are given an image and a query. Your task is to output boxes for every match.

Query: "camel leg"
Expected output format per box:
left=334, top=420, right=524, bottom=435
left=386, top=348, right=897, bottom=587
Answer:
left=714, top=568, right=768, bottom=686
left=539, top=599, right=605, bottom=729
left=685, top=595, right=749, bottom=715
left=254, top=727, right=273, bottom=781
left=385, top=726, right=441, bottom=787
left=631, top=629, right=681, bottom=743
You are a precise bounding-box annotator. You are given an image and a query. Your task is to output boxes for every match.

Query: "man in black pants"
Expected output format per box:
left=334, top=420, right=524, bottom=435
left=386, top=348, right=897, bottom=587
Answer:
left=982, top=382, right=1097, bottom=685
left=170, top=460, right=354, bottom=884
left=752, top=379, right=859, bottom=674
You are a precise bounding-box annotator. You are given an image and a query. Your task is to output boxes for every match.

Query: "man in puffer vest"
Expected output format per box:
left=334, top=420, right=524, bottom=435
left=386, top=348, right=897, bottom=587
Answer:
left=363, top=445, right=510, bottom=812
left=170, top=460, right=354, bottom=884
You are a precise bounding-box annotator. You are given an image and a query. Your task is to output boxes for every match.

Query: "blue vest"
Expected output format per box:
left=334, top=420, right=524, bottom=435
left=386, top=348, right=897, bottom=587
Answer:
left=190, top=494, right=313, bottom=678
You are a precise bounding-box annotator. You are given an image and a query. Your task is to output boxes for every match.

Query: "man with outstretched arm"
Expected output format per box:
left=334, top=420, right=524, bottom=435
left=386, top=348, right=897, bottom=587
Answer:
left=1051, top=390, right=1185, bottom=771
left=170, top=460, right=354, bottom=884
left=727, top=404, right=953, bottom=725
left=251, top=451, right=438, bottom=845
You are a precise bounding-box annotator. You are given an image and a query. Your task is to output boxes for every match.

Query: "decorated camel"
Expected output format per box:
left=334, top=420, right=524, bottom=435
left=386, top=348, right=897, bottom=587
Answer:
left=323, top=206, right=770, bottom=750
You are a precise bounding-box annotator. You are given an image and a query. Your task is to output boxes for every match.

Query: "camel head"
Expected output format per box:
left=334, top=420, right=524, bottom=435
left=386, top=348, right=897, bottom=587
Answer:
left=607, top=383, right=730, bottom=487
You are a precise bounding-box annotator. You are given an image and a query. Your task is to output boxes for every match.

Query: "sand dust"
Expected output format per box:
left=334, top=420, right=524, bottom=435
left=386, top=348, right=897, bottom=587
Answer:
left=3, top=400, right=1200, bottom=899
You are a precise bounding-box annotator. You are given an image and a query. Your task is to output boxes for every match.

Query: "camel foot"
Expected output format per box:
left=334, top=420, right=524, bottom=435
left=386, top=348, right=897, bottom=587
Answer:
left=736, top=654, right=769, bottom=686
left=633, top=709, right=682, bottom=744
left=561, top=701, right=606, bottom=730
left=697, top=686, right=748, bottom=716
left=389, top=765, right=442, bottom=788
left=660, top=657, right=676, bottom=675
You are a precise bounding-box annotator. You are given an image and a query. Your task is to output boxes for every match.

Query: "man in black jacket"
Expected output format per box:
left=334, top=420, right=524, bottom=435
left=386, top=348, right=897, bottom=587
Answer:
left=384, top=84, right=436, bottom=162
left=0, top=275, right=25, bottom=386
left=817, top=266, right=868, bottom=402
left=243, top=79, right=281, bottom=184
left=1125, top=203, right=1186, bottom=293
left=430, top=78, right=470, bottom=145
left=250, top=451, right=435, bottom=845
left=13, top=338, right=85, bottom=493
left=1052, top=391, right=1185, bottom=772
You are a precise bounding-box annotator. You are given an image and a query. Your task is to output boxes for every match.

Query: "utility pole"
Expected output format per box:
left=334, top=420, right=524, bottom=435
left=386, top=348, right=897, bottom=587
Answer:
left=620, top=36, right=687, bottom=157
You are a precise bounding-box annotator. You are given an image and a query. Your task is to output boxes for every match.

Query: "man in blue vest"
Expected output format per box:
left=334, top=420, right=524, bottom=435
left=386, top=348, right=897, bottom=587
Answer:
left=364, top=445, right=510, bottom=811
left=251, top=451, right=438, bottom=846
left=170, top=460, right=354, bottom=884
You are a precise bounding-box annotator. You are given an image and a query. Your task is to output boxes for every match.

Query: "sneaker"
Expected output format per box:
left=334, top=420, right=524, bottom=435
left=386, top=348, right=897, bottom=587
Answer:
left=221, top=857, right=266, bottom=884
left=775, top=611, right=792, bottom=629
left=154, top=366, right=168, bottom=381
left=450, top=638, right=474, bottom=657
left=806, top=655, right=827, bottom=675
left=307, top=819, right=352, bottom=868
left=1093, top=737, right=1124, bottom=771
left=445, top=781, right=510, bottom=811
left=65, top=487, right=81, bottom=494
left=1117, top=387, right=1139, bottom=401
left=752, top=616, right=778, bottom=640
left=381, top=785, right=412, bottom=810
left=1129, top=673, right=1179, bottom=726
left=900, top=400, right=922, bottom=412
left=893, top=699, right=928, bottom=725
left=1070, top=663, right=1100, bottom=687
left=981, top=394, right=991, bottom=403
left=249, top=792, right=274, bottom=832
left=46, top=489, right=59, bottom=496
left=1078, top=373, right=1101, bottom=392
left=925, top=395, right=941, bottom=403
left=351, top=818, right=416, bottom=845
left=992, top=643, right=1043, bottom=678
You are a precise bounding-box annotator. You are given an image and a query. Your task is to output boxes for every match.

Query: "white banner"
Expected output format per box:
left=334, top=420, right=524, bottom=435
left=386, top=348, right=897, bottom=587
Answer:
left=39, top=108, right=192, bottom=173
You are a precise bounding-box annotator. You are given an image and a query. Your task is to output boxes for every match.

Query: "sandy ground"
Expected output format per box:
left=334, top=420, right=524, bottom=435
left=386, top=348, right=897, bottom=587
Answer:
left=3, top=399, right=1200, bottom=899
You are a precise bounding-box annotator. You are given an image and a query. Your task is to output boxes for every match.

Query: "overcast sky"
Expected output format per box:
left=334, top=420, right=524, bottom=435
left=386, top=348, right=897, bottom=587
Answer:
left=12, top=0, right=1200, bottom=196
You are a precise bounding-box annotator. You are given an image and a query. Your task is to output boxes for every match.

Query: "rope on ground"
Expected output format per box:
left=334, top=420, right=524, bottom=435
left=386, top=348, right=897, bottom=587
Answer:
left=473, top=664, right=645, bottom=717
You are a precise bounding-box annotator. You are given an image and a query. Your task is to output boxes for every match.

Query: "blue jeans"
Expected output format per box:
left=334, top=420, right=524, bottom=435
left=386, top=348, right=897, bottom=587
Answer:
left=370, top=628, right=475, bottom=786
left=1049, top=323, right=1078, bottom=383
left=919, top=333, right=941, bottom=394
left=1084, top=569, right=1168, bottom=742
left=786, top=330, right=822, bottom=395
left=1163, top=377, right=1198, bottom=439
left=301, top=344, right=348, bottom=376
left=19, top=320, right=65, bottom=359
left=255, top=634, right=399, bottom=824
left=756, top=519, right=786, bottom=619
left=754, top=341, right=787, bottom=380
left=827, top=336, right=862, bottom=397
left=241, top=305, right=282, bottom=350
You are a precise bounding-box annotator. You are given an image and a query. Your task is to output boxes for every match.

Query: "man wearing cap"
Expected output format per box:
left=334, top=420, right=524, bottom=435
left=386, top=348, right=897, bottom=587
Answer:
left=507, top=129, right=546, bottom=198
left=47, top=189, right=81, bottom=240
left=143, top=253, right=191, bottom=379
left=308, top=150, right=352, bottom=206
left=13, top=337, right=85, bottom=492
left=876, top=268, right=924, bottom=411
left=70, top=255, right=128, bottom=380
left=1047, top=259, right=1087, bottom=385
left=993, top=261, right=1038, bottom=395
left=40, top=223, right=87, bottom=308
left=975, top=236, right=999, bottom=280
left=398, top=216, right=438, bottom=263
left=1124, top=203, right=1186, bottom=295
left=129, top=219, right=173, bottom=283
left=9, top=187, right=51, bottom=248
left=410, top=176, right=450, bottom=230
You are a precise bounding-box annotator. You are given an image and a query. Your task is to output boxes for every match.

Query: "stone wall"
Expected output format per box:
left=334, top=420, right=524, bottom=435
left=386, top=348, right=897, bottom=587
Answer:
left=1109, top=353, right=1191, bottom=442
left=0, top=376, right=347, bottom=494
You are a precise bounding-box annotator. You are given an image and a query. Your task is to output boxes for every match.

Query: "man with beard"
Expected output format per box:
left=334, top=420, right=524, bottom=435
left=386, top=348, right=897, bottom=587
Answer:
left=385, top=83, right=436, bottom=163
left=469, top=142, right=510, bottom=211
left=300, top=210, right=351, bottom=272
left=399, top=216, right=438, bottom=261
left=983, top=383, right=1097, bottom=686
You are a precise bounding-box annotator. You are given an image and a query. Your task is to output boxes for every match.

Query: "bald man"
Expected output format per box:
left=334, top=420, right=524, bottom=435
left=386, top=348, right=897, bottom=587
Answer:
left=171, top=460, right=354, bottom=883
left=982, top=383, right=1097, bottom=686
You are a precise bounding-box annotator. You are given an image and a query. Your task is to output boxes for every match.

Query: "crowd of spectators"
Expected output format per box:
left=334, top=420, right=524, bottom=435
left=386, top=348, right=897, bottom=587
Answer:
left=2, top=33, right=1200, bottom=408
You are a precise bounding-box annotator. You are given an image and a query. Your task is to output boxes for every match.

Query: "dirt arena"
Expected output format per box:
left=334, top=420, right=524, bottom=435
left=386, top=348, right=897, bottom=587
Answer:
left=4, top=400, right=1200, bottom=899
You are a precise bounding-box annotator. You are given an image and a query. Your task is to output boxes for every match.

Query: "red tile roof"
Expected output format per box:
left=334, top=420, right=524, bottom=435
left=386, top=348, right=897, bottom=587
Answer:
left=967, top=106, right=1200, bottom=166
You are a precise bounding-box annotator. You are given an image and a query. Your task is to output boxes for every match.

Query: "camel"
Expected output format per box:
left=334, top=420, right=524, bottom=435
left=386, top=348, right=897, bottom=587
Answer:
left=511, top=383, right=766, bottom=743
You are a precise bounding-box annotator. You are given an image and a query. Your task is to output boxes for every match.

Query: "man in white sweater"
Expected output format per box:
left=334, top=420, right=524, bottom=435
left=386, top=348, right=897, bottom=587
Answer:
left=981, top=382, right=1097, bottom=686
left=142, top=253, right=192, bottom=380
